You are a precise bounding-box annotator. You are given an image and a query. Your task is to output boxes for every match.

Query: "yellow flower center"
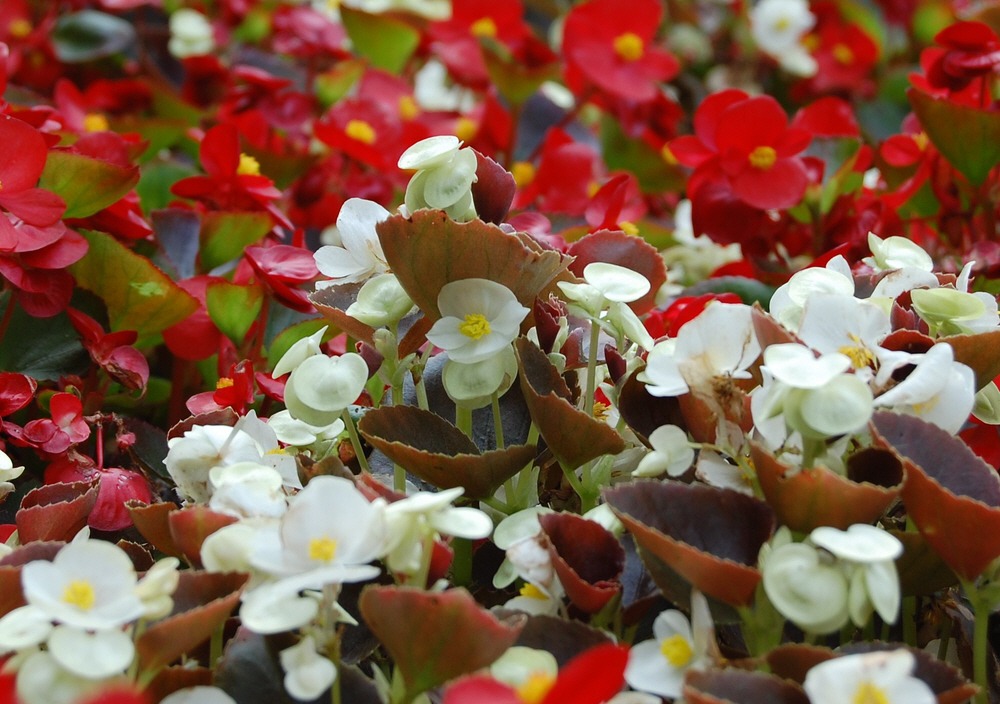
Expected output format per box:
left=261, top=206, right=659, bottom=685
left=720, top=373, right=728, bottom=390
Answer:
left=309, top=536, right=338, bottom=563
left=470, top=16, right=498, bottom=39
left=587, top=181, right=601, bottom=198
left=455, top=116, right=478, bottom=143
left=519, top=583, right=548, bottom=600
left=8, top=18, right=31, bottom=39
left=398, top=95, right=419, bottom=121
left=913, top=132, right=929, bottom=152
left=216, top=377, right=234, bottom=389
left=593, top=401, right=611, bottom=421
left=660, top=633, right=694, bottom=668
left=237, top=153, right=261, bottom=176
left=619, top=221, right=639, bottom=236
left=852, top=682, right=890, bottom=704
left=345, top=119, right=376, bottom=145
left=661, top=144, right=678, bottom=166
left=613, top=32, right=644, bottom=62
left=748, top=145, right=777, bottom=170
left=511, top=161, right=536, bottom=188
left=84, top=113, right=109, bottom=133
left=774, top=17, right=791, bottom=31
left=63, top=580, right=96, bottom=611
left=838, top=338, right=876, bottom=370
left=833, top=43, right=854, bottom=65
left=515, top=672, right=556, bottom=704
left=459, top=313, right=492, bottom=340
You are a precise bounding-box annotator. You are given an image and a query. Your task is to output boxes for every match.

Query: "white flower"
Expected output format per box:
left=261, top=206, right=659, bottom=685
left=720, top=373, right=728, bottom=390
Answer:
left=14, top=651, right=102, bottom=704
left=209, top=462, right=288, bottom=519
left=168, top=9, right=215, bottom=59
left=762, top=540, right=850, bottom=634
left=749, top=0, right=817, bottom=76
left=0, top=449, right=24, bottom=501
left=502, top=535, right=563, bottom=616
left=135, top=557, right=181, bottom=620
left=803, top=649, right=935, bottom=704
left=441, top=344, right=519, bottom=409
left=400, top=136, right=479, bottom=221
left=810, top=524, right=903, bottom=626
left=490, top=646, right=558, bottom=690
left=426, top=279, right=530, bottom=364
left=866, top=232, right=934, bottom=273
left=201, top=520, right=270, bottom=574
left=625, top=590, right=713, bottom=699
left=267, top=410, right=344, bottom=447
left=280, top=636, right=337, bottom=701
left=910, top=286, right=999, bottom=336
left=633, top=425, right=695, bottom=478
left=345, top=273, right=414, bottom=327
left=283, top=353, right=369, bottom=427
left=796, top=294, right=890, bottom=378
left=384, top=486, right=493, bottom=575
left=48, top=625, right=134, bottom=678
left=315, top=199, right=392, bottom=286
left=492, top=507, right=555, bottom=588
left=272, top=326, right=328, bottom=378
left=768, top=256, right=854, bottom=331
left=557, top=263, right=654, bottom=351
left=161, top=687, right=237, bottom=704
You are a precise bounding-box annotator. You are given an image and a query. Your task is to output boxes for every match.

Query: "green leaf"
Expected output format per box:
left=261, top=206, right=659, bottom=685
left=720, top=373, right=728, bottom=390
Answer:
left=51, top=10, right=135, bottom=63
left=206, top=281, right=264, bottom=346
left=339, top=7, right=420, bottom=74
left=200, top=211, right=273, bottom=271
left=908, top=88, right=1000, bottom=186
left=136, top=159, right=196, bottom=213
left=39, top=151, right=139, bottom=219
left=481, top=38, right=559, bottom=106
left=686, top=276, right=776, bottom=308
left=69, top=231, right=198, bottom=347
left=600, top=116, right=685, bottom=194
left=0, top=297, right=88, bottom=380
left=315, top=59, right=367, bottom=108
left=267, top=318, right=330, bottom=369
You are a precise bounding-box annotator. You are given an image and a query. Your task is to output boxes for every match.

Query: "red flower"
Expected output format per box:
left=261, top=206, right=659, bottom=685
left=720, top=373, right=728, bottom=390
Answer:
left=21, top=393, right=90, bottom=454
left=66, top=308, right=149, bottom=392
left=0, top=114, right=65, bottom=229
left=924, top=21, right=1000, bottom=97
left=795, top=2, right=879, bottom=97
left=562, top=0, right=679, bottom=103
left=45, top=453, right=152, bottom=532
left=186, top=359, right=257, bottom=415
left=442, top=642, right=629, bottom=704
left=428, top=0, right=530, bottom=87
left=512, top=129, right=602, bottom=216
left=0, top=218, right=88, bottom=317
left=171, top=123, right=290, bottom=229
left=669, top=90, right=812, bottom=210
left=242, top=243, right=318, bottom=313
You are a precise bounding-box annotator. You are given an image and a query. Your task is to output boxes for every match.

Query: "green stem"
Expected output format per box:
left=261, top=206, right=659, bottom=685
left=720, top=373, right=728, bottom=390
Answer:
left=455, top=404, right=473, bottom=440
left=491, top=391, right=505, bottom=450
left=902, top=595, right=918, bottom=648
left=584, top=320, right=601, bottom=417
left=452, top=537, right=473, bottom=587
left=210, top=621, right=224, bottom=667
left=341, top=409, right=370, bottom=473
left=965, top=581, right=992, bottom=704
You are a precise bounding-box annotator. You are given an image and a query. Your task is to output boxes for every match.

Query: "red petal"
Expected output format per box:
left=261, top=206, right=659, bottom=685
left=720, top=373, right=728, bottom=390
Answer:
left=542, top=643, right=629, bottom=704
left=714, top=96, right=789, bottom=154
left=730, top=158, right=809, bottom=210
left=442, top=676, right=520, bottom=704
left=0, top=188, right=66, bottom=226
left=200, top=123, right=240, bottom=181
left=693, top=89, right=750, bottom=150
left=0, top=115, right=48, bottom=193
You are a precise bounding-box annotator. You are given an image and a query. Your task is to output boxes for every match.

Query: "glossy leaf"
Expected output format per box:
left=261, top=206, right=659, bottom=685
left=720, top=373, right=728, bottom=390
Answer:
left=604, top=481, right=774, bottom=607
left=339, top=7, right=420, bottom=74
left=70, top=230, right=198, bottom=348
left=167, top=505, right=239, bottom=568
left=909, top=88, right=1000, bottom=185
left=359, top=585, right=524, bottom=701
left=16, top=479, right=99, bottom=543
left=683, top=669, right=809, bottom=704
left=39, top=151, right=139, bottom=219
left=0, top=305, right=87, bottom=380
left=127, top=501, right=183, bottom=559
left=539, top=512, right=624, bottom=614
left=200, top=211, right=273, bottom=272
left=377, top=211, right=570, bottom=322
left=617, top=371, right=687, bottom=442
left=51, top=10, right=135, bottom=63
left=515, top=338, right=624, bottom=468
left=206, top=281, right=264, bottom=346
left=506, top=614, right=614, bottom=666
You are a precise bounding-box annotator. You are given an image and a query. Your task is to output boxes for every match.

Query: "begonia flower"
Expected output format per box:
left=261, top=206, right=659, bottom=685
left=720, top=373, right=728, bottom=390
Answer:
left=426, top=279, right=530, bottom=365
left=400, top=136, right=479, bottom=221
left=345, top=273, right=415, bottom=328
left=168, top=9, right=215, bottom=59
left=750, top=0, right=817, bottom=76
left=279, top=635, right=337, bottom=701
left=803, top=649, right=935, bottom=704
left=633, top=425, right=695, bottom=478
left=314, top=199, right=392, bottom=286
left=761, top=538, right=850, bottom=634
left=283, top=352, right=369, bottom=427
left=271, top=326, right=328, bottom=378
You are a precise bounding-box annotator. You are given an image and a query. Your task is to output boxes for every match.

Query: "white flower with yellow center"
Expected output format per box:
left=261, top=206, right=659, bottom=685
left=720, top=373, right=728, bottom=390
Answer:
left=315, top=199, right=392, bottom=286
left=625, top=591, right=714, bottom=699
left=168, top=8, right=215, bottom=59
left=768, top=256, right=854, bottom=332
left=426, top=279, right=530, bottom=365
left=749, top=0, right=817, bottom=76
left=803, top=649, right=935, bottom=704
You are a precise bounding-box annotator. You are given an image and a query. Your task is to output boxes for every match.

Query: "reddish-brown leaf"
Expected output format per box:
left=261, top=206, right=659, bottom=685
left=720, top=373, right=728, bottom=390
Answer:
left=16, top=479, right=99, bottom=543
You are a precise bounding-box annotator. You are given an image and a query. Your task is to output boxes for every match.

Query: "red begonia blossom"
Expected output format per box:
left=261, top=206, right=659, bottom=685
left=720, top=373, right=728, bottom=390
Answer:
left=427, top=0, right=530, bottom=87
left=923, top=21, right=1000, bottom=97
left=0, top=114, right=65, bottom=229
left=66, top=309, right=149, bottom=392
left=242, top=243, right=319, bottom=313
left=21, top=392, right=90, bottom=454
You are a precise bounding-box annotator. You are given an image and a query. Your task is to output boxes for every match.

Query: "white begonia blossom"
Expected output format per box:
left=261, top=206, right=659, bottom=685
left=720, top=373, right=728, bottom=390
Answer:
left=426, top=279, right=530, bottom=365
left=280, top=635, right=337, bottom=701
left=14, top=650, right=103, bottom=704
left=639, top=303, right=760, bottom=397
left=556, top=263, right=655, bottom=351
left=0, top=449, right=24, bottom=501
left=251, top=475, right=386, bottom=584
left=910, top=286, right=999, bottom=336
left=20, top=538, right=145, bottom=632
left=135, top=557, right=181, bottom=621
left=762, top=540, right=850, bottom=634
left=168, top=9, right=215, bottom=59
left=441, top=344, right=519, bottom=409
left=400, top=136, right=479, bottom=221
left=795, top=294, right=891, bottom=377
left=810, top=524, right=903, bottom=626
left=315, top=199, right=392, bottom=286
left=695, top=449, right=756, bottom=496
left=283, top=352, right=369, bottom=427
left=866, top=232, right=934, bottom=273
left=345, top=273, right=415, bottom=328
left=490, top=646, right=559, bottom=690
left=161, top=687, right=237, bottom=704
left=267, top=410, right=345, bottom=447
left=803, top=649, right=936, bottom=704
left=872, top=343, right=975, bottom=434
left=208, top=462, right=288, bottom=519
left=201, top=520, right=270, bottom=574
left=768, top=256, right=854, bottom=331
left=625, top=590, right=714, bottom=699
left=383, top=486, right=493, bottom=575
left=272, top=326, right=328, bottom=378
left=749, top=0, right=817, bottom=76
left=492, top=507, right=555, bottom=588
left=633, top=425, right=695, bottom=478
left=413, top=60, right=476, bottom=113
left=48, top=625, right=134, bottom=678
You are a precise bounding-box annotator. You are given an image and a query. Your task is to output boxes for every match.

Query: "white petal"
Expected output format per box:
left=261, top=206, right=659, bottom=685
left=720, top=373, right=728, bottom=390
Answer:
left=48, top=626, right=134, bottom=679
left=431, top=506, right=494, bottom=539
left=810, top=524, right=903, bottom=563
left=582, top=262, right=651, bottom=303
left=764, top=344, right=851, bottom=389
left=398, top=135, right=461, bottom=170
left=0, top=606, right=52, bottom=651
left=624, top=639, right=686, bottom=698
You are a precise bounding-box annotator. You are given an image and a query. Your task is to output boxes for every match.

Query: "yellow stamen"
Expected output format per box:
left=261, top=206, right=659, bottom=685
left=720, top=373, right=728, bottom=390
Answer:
left=511, top=161, right=536, bottom=188
left=832, top=43, right=854, bottom=65
left=593, top=401, right=611, bottom=421
left=63, top=580, right=96, bottom=611
left=83, top=113, right=109, bottom=133
left=237, top=153, right=261, bottom=176
left=587, top=181, right=601, bottom=198
left=398, top=95, right=419, bottom=121
left=455, top=116, right=478, bottom=143
left=661, top=144, right=678, bottom=166
left=515, top=672, right=556, bottom=704
left=470, top=16, right=497, bottom=39
left=838, top=337, right=875, bottom=370
left=660, top=633, right=694, bottom=668
left=309, top=536, right=338, bottom=563
left=216, top=377, right=234, bottom=389
left=8, top=18, right=31, bottom=39
left=459, top=313, right=492, bottom=340
left=345, top=119, right=376, bottom=145
left=774, top=17, right=791, bottom=31
left=851, top=682, right=890, bottom=704
left=613, top=32, right=644, bottom=62
left=913, top=132, right=929, bottom=151
left=619, top=221, right=639, bottom=236
left=748, top=145, right=777, bottom=170
left=519, top=583, right=548, bottom=600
